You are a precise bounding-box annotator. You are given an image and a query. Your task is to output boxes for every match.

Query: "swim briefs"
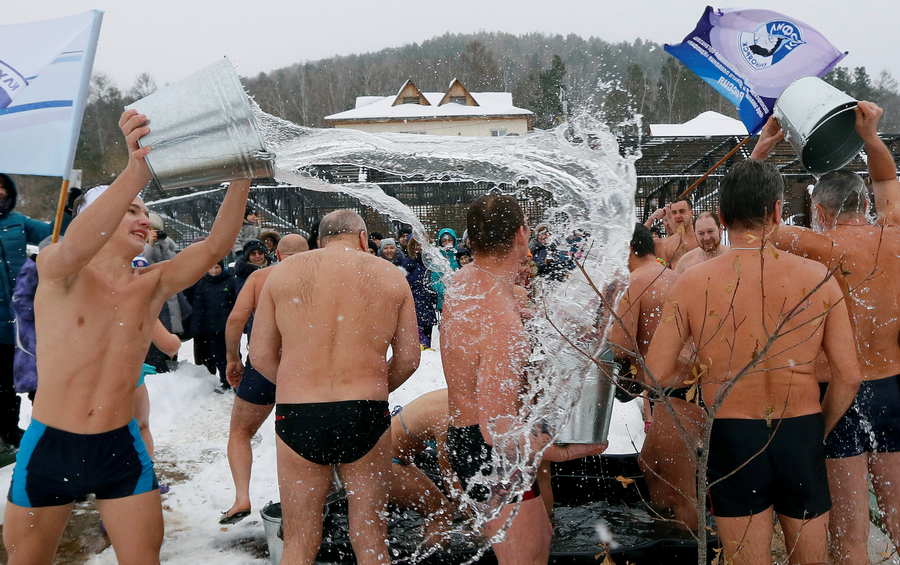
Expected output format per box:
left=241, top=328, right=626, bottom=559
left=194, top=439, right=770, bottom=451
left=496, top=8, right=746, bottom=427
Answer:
left=235, top=359, right=276, bottom=406
left=8, top=419, right=158, bottom=508
left=275, top=400, right=390, bottom=465
left=447, top=424, right=540, bottom=504
left=707, top=413, right=830, bottom=519
left=820, top=376, right=900, bottom=458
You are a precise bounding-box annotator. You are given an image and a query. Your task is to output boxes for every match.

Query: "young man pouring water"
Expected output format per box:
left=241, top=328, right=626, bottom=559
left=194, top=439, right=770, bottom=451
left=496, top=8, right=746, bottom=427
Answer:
left=3, top=109, right=252, bottom=565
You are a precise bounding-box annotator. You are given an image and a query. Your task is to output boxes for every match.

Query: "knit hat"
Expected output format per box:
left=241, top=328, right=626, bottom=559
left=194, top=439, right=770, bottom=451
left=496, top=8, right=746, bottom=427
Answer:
left=242, top=239, right=267, bottom=258
left=379, top=238, right=397, bottom=251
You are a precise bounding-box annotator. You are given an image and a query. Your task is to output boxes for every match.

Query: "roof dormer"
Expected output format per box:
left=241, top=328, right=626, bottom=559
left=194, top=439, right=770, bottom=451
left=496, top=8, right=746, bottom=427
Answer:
left=391, top=80, right=431, bottom=107
left=438, top=78, right=479, bottom=107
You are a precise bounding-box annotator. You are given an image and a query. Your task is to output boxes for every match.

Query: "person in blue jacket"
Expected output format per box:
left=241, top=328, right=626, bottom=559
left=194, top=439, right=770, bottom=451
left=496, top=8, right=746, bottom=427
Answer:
left=402, top=236, right=438, bottom=349
left=0, top=173, right=70, bottom=450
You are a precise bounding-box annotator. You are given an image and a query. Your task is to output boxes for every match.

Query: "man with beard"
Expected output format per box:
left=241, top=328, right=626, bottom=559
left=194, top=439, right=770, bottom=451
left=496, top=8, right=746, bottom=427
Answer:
left=650, top=199, right=698, bottom=270
left=674, top=211, right=730, bottom=274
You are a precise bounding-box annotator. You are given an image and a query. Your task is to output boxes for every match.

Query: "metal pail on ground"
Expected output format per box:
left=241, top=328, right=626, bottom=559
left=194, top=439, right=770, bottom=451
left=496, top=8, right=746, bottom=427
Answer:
left=260, top=501, right=283, bottom=565
left=556, top=348, right=617, bottom=444
left=125, top=57, right=274, bottom=190
left=773, top=76, right=863, bottom=175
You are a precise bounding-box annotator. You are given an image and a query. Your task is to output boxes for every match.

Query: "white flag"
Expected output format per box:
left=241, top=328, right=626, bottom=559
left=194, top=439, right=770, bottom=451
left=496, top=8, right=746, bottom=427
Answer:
left=0, top=11, right=103, bottom=178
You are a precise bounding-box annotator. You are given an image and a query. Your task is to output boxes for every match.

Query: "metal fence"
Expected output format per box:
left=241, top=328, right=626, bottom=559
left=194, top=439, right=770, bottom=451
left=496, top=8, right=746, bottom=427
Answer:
left=147, top=180, right=556, bottom=251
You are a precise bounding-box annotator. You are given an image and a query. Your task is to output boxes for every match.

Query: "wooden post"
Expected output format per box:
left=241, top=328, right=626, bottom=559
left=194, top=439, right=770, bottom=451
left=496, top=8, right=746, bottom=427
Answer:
left=52, top=178, right=69, bottom=243
left=679, top=136, right=752, bottom=199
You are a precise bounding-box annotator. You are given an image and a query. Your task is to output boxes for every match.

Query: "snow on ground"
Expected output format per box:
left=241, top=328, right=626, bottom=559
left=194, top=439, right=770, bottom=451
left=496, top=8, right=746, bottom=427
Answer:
left=1, top=336, right=644, bottom=563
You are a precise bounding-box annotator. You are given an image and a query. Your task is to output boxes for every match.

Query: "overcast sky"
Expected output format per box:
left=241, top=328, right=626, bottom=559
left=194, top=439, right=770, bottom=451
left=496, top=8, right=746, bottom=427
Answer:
left=7, top=1, right=900, bottom=94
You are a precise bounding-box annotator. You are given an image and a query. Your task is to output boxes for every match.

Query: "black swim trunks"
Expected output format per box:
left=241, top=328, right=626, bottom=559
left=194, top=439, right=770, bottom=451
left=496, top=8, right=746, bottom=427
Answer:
left=235, top=359, right=276, bottom=406
left=8, top=419, right=158, bottom=508
left=447, top=424, right=540, bottom=504
left=707, top=414, right=830, bottom=519
left=275, top=400, right=390, bottom=465
left=820, top=376, right=900, bottom=458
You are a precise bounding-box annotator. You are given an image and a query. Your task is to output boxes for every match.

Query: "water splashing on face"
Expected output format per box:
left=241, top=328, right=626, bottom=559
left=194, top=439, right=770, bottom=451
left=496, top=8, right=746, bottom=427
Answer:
left=253, top=103, right=637, bottom=560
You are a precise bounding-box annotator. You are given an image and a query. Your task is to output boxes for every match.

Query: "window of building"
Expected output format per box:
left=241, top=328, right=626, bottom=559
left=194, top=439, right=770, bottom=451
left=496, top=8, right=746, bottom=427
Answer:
left=449, top=96, right=467, bottom=105
left=402, top=97, right=420, bottom=105
left=491, top=129, right=507, bottom=137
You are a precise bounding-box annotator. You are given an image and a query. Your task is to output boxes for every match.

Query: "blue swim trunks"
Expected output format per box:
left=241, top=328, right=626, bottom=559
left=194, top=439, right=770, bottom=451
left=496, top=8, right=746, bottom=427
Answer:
left=8, top=419, right=158, bottom=508
left=820, top=375, right=900, bottom=458
left=235, top=359, right=276, bottom=406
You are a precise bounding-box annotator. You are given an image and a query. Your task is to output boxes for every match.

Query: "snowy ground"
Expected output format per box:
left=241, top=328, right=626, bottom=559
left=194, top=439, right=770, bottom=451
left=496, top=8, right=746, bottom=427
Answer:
left=0, top=337, right=645, bottom=563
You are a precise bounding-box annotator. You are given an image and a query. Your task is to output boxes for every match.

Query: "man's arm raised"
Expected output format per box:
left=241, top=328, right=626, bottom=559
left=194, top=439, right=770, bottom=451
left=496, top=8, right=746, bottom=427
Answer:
left=855, top=102, right=900, bottom=225
left=38, top=110, right=152, bottom=280
left=388, top=287, right=421, bottom=392
left=154, top=178, right=251, bottom=297
left=248, top=280, right=281, bottom=383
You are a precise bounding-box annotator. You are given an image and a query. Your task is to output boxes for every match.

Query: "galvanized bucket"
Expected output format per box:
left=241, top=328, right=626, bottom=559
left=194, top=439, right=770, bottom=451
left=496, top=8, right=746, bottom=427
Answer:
left=773, top=76, right=863, bottom=175
left=125, top=57, right=274, bottom=190
left=260, top=501, right=283, bottom=565
left=259, top=468, right=344, bottom=565
left=556, top=348, right=617, bottom=444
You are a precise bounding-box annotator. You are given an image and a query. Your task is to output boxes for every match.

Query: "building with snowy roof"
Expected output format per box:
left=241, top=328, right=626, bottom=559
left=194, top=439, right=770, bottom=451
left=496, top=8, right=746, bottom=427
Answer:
left=324, top=79, right=534, bottom=137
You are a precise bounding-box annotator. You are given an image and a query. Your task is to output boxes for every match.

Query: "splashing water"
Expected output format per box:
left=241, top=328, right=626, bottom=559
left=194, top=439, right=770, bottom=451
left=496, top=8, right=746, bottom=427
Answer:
left=253, top=104, right=637, bottom=560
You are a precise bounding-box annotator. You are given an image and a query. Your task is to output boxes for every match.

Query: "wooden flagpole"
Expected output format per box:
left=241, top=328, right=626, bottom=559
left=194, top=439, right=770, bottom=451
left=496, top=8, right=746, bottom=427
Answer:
left=51, top=178, right=69, bottom=243
left=678, top=135, right=753, bottom=199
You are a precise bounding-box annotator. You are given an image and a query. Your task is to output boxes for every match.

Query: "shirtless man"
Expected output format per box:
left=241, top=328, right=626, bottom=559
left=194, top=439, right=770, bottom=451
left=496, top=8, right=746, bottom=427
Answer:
left=760, top=102, right=900, bottom=565
left=608, top=223, right=703, bottom=531
left=674, top=211, right=730, bottom=274
left=441, top=195, right=607, bottom=565
left=249, top=210, right=420, bottom=565
left=3, top=109, right=252, bottom=565
left=220, top=233, right=308, bottom=524
left=648, top=199, right=698, bottom=269
left=646, top=159, right=861, bottom=565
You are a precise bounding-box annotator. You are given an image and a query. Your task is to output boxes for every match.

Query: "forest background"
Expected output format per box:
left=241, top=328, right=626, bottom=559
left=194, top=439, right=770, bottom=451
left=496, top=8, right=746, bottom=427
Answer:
left=13, top=31, right=900, bottom=220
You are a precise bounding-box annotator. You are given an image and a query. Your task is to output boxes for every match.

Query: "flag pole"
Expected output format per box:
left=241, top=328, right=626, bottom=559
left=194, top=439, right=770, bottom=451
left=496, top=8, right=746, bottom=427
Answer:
left=51, top=178, right=69, bottom=243
left=679, top=136, right=752, bottom=199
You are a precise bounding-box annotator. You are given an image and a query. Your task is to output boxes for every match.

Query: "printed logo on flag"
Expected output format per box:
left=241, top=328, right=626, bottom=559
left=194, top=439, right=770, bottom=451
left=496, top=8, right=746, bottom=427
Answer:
left=0, top=59, right=28, bottom=109
left=739, top=21, right=805, bottom=72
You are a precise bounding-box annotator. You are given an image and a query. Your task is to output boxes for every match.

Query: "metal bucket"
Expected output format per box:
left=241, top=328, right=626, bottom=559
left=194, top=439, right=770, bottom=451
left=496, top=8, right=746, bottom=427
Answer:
left=124, top=57, right=274, bottom=190
left=259, top=467, right=345, bottom=565
left=773, top=76, right=863, bottom=175
left=260, top=501, right=284, bottom=565
left=556, top=348, right=617, bottom=444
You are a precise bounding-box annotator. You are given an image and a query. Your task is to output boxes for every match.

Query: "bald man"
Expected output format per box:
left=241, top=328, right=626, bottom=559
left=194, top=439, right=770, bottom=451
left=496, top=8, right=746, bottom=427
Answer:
left=220, top=234, right=308, bottom=524
left=250, top=211, right=420, bottom=565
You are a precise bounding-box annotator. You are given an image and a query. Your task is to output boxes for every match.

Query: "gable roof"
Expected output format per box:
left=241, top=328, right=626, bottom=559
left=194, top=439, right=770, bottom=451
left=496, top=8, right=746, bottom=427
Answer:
left=438, top=78, right=478, bottom=107
left=391, top=79, right=430, bottom=107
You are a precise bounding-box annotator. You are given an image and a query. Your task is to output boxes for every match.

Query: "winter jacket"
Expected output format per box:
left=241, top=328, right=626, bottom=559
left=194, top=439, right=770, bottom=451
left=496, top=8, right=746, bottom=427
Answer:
left=401, top=257, right=437, bottom=329
left=191, top=272, right=237, bottom=336
left=436, top=228, right=460, bottom=271
left=143, top=238, right=177, bottom=264
left=11, top=258, right=38, bottom=393
left=232, top=221, right=260, bottom=256
left=0, top=174, right=70, bottom=344
left=233, top=259, right=268, bottom=295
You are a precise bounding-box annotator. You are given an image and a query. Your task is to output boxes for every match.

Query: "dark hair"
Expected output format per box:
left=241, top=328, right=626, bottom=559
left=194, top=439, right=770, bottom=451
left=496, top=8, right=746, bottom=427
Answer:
left=693, top=210, right=722, bottom=229
left=672, top=197, right=693, bottom=210
left=308, top=220, right=321, bottom=250
left=719, top=160, right=784, bottom=231
left=398, top=226, right=412, bottom=237
left=812, top=169, right=867, bottom=218
left=631, top=223, right=655, bottom=258
left=368, top=240, right=379, bottom=253
left=466, top=194, right=525, bottom=255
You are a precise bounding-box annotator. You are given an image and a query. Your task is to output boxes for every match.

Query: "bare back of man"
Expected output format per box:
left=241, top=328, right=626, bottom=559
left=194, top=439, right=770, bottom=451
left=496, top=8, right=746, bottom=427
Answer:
left=612, top=254, right=704, bottom=530
left=647, top=161, right=860, bottom=565
left=249, top=211, right=419, bottom=565
left=4, top=110, right=252, bottom=565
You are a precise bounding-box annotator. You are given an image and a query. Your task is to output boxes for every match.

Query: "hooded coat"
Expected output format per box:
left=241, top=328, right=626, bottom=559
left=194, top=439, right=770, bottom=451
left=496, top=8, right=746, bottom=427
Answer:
left=0, top=174, right=70, bottom=344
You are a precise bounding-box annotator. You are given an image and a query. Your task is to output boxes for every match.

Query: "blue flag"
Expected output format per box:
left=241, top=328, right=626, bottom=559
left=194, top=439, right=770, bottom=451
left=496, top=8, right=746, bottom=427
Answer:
left=0, top=11, right=103, bottom=178
left=665, top=6, right=846, bottom=136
